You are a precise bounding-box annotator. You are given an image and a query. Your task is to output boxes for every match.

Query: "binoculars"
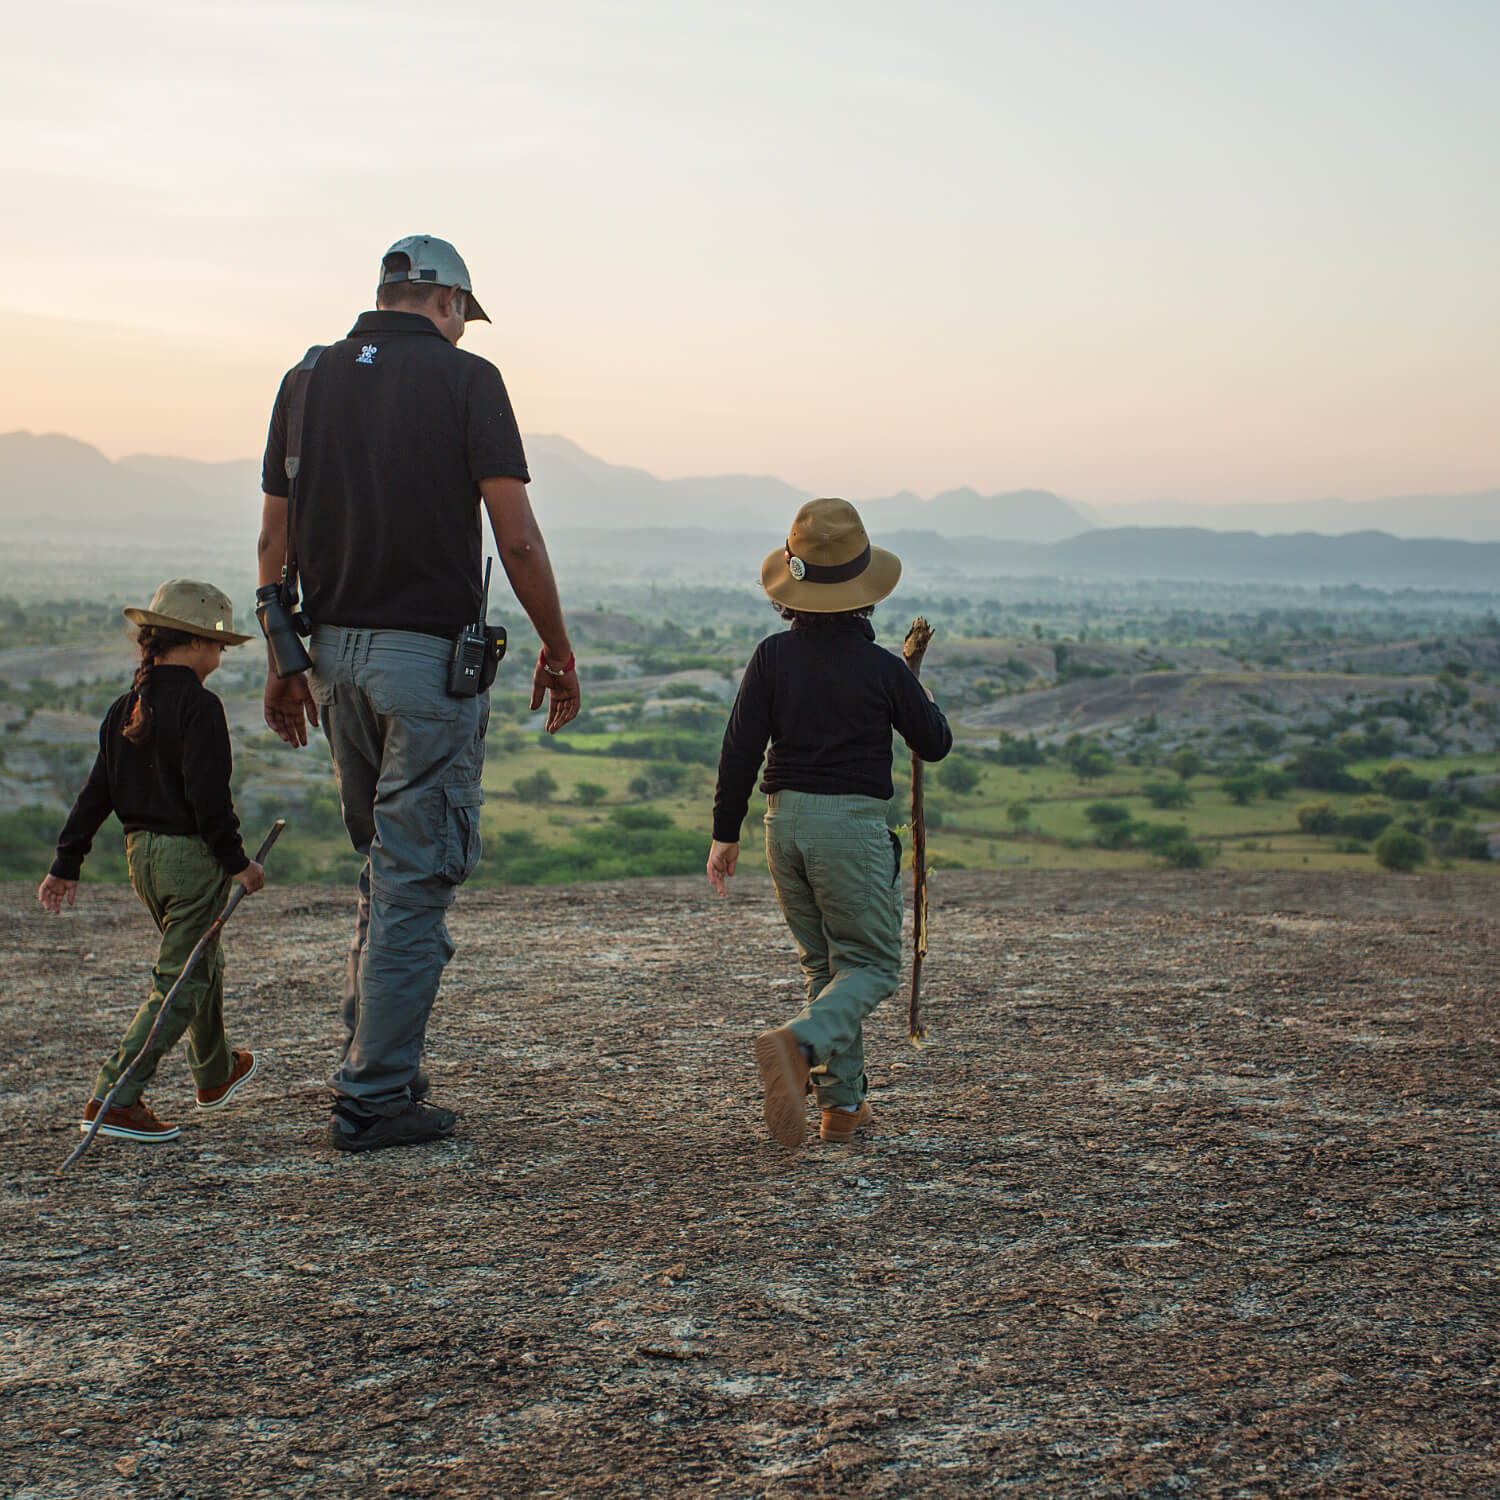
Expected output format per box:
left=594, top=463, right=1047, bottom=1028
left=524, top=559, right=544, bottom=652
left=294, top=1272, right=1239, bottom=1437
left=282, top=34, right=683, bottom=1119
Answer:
left=255, top=582, right=313, bottom=678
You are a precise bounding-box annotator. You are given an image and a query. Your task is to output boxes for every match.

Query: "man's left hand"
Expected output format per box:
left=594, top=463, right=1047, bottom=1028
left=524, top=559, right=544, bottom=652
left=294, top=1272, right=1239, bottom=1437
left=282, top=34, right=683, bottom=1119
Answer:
left=264, top=671, right=320, bottom=747
left=530, top=661, right=581, bottom=734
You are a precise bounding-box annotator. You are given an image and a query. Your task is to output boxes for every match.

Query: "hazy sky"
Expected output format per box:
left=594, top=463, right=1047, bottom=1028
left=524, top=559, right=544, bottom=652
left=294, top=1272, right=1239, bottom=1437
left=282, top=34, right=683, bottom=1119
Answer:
left=3, top=0, right=1496, bottom=505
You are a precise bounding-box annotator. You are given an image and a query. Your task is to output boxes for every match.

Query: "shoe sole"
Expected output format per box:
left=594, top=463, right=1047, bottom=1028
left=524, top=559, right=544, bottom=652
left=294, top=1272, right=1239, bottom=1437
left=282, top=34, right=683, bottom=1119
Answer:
left=329, top=1105, right=458, bottom=1154
left=755, top=1030, right=808, bottom=1148
left=79, top=1120, right=181, bottom=1143
left=820, top=1104, right=874, bottom=1144
left=330, top=1126, right=456, bottom=1154
left=197, top=1052, right=258, bottom=1111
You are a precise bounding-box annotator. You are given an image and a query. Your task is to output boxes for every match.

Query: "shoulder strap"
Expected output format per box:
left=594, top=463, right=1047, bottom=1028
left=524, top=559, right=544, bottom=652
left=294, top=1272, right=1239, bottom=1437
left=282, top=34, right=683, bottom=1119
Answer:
left=281, top=344, right=327, bottom=599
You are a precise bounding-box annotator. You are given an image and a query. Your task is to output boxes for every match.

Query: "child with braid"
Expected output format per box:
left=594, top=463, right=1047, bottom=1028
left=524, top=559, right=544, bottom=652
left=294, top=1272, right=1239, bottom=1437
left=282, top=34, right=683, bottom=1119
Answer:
left=38, top=580, right=265, bottom=1144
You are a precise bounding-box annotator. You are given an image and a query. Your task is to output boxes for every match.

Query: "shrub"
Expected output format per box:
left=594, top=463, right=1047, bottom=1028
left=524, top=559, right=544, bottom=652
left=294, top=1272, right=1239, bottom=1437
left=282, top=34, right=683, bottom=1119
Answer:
left=1143, top=779, right=1191, bottom=809
left=1373, top=827, right=1428, bottom=872
left=1159, top=838, right=1209, bottom=869
left=1084, top=802, right=1133, bottom=830
left=1296, top=801, right=1338, bottom=835
left=1005, top=801, right=1032, bottom=829
left=1337, top=800, right=1394, bottom=841
left=1221, top=774, right=1260, bottom=806
left=1167, top=748, right=1204, bottom=782
left=1442, top=824, right=1491, bottom=860
left=512, top=769, right=559, bottom=802
left=1257, top=769, right=1294, bottom=800
left=1069, top=745, right=1113, bottom=781
left=996, top=734, right=1045, bottom=766
left=940, top=756, right=982, bottom=796
left=1084, top=802, right=1135, bottom=849
left=478, top=806, right=704, bottom=884
left=1290, top=746, right=1361, bottom=792
left=627, top=761, right=690, bottom=799
left=1375, top=762, right=1432, bottom=801
left=1244, top=720, right=1284, bottom=752
left=1134, top=822, right=1190, bottom=855
left=573, top=781, right=607, bottom=807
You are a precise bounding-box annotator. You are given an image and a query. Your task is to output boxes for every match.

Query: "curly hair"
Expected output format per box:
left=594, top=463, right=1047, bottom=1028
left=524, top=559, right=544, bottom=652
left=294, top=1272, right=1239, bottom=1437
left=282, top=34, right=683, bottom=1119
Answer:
left=121, top=625, right=200, bottom=745
left=771, top=602, right=875, bottom=625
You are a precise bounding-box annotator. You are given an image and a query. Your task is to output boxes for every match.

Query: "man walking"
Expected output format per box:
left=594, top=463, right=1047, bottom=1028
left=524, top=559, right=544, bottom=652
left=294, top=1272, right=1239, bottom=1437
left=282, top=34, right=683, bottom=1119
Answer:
left=258, top=235, right=580, bottom=1153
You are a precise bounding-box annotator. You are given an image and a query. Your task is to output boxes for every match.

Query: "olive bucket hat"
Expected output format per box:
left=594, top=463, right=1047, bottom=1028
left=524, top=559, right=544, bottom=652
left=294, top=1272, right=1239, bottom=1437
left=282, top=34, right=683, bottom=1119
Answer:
left=761, top=498, right=902, bottom=612
left=123, top=579, right=252, bottom=645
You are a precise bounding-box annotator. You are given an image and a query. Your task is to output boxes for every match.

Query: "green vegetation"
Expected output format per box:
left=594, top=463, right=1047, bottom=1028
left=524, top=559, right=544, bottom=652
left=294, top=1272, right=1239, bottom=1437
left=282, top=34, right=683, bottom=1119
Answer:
left=5, top=578, right=1499, bottom=886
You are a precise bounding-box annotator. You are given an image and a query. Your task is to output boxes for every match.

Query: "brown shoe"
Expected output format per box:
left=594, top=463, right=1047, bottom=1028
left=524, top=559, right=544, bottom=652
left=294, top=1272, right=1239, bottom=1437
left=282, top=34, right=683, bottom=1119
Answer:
left=196, top=1050, right=257, bottom=1110
left=820, top=1101, right=874, bottom=1144
left=754, top=1027, right=810, bottom=1147
left=79, top=1098, right=181, bottom=1143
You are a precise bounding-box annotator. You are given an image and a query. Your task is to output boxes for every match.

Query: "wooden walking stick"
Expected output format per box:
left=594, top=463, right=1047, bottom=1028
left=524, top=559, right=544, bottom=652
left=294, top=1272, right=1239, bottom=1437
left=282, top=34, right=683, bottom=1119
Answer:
left=902, top=618, right=935, bottom=1044
left=59, top=820, right=286, bottom=1174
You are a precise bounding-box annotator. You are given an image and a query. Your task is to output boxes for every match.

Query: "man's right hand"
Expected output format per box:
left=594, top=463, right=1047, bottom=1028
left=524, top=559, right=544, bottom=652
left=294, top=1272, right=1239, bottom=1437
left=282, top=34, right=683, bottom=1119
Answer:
left=264, top=671, right=319, bottom=747
left=233, top=861, right=266, bottom=895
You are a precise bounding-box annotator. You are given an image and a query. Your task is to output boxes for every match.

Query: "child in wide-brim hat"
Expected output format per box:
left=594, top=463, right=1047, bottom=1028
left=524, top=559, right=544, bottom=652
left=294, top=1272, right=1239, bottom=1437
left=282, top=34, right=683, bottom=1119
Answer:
left=707, top=499, right=953, bottom=1147
left=38, top=579, right=266, bottom=1145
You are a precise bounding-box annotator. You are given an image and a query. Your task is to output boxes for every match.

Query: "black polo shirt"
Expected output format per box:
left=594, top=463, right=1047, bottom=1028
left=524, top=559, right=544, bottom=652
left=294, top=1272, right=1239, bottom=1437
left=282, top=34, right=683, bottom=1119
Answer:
left=261, top=310, right=531, bottom=636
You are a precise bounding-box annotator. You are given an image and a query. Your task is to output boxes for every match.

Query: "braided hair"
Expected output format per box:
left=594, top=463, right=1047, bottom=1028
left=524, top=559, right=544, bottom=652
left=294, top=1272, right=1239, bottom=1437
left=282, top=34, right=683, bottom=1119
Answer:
left=121, top=625, right=199, bottom=745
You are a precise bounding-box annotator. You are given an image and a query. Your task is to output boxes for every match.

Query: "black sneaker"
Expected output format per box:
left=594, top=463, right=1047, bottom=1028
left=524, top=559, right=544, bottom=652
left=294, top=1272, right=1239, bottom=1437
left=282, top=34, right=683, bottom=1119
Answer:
left=329, top=1100, right=457, bottom=1154
left=410, top=1067, right=430, bottom=1103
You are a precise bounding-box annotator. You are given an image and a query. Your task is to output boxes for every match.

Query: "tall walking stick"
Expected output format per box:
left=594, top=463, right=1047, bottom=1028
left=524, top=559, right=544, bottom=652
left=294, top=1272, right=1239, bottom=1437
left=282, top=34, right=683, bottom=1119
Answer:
left=902, top=618, right=935, bottom=1044
left=59, top=820, right=286, bottom=1174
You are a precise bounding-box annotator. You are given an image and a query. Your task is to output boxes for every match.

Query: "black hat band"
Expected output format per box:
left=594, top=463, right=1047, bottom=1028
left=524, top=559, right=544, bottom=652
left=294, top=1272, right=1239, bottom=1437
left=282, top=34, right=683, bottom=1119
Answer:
left=785, top=541, right=870, bottom=584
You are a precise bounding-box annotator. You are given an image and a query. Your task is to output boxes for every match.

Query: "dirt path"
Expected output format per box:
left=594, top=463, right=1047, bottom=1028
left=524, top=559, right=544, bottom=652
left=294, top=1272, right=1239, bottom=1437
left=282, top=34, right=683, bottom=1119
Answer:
left=2, top=872, right=1496, bottom=1498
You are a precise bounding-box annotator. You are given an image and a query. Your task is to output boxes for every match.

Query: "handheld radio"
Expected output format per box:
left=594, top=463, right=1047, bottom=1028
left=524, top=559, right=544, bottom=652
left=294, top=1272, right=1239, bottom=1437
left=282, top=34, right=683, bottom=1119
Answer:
left=448, top=558, right=506, bottom=696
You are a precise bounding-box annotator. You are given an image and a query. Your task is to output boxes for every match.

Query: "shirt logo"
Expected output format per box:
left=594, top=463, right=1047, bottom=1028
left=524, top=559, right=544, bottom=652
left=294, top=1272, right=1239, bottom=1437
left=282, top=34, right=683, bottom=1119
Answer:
left=356, top=345, right=378, bottom=364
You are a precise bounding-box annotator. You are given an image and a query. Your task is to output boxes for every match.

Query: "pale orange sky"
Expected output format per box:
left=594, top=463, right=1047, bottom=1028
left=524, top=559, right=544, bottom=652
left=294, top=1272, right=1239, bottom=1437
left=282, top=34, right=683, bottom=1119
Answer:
left=3, top=1, right=1497, bottom=506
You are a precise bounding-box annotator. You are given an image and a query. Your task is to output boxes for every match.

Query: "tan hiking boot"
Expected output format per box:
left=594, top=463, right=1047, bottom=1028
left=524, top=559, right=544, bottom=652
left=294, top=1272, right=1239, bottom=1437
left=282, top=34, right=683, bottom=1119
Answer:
left=196, top=1050, right=257, bottom=1110
left=819, top=1100, right=873, bottom=1144
left=79, top=1098, right=181, bottom=1143
left=754, top=1027, right=810, bottom=1147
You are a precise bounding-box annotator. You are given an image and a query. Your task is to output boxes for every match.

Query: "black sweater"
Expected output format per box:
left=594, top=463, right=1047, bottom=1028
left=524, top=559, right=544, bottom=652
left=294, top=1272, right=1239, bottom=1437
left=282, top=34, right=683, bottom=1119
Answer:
left=50, top=666, right=249, bottom=880
left=712, top=615, right=952, bottom=843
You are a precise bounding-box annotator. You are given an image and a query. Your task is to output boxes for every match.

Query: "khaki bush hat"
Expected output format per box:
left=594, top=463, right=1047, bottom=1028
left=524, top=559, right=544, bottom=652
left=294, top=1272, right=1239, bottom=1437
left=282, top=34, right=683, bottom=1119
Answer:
left=123, top=579, right=252, bottom=645
left=761, top=498, right=902, bottom=612
left=379, top=234, right=491, bottom=323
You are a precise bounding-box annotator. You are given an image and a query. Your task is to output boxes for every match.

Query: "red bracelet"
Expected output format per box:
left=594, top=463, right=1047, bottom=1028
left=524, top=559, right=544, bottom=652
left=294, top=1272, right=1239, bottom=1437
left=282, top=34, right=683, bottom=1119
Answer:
left=539, top=650, right=575, bottom=678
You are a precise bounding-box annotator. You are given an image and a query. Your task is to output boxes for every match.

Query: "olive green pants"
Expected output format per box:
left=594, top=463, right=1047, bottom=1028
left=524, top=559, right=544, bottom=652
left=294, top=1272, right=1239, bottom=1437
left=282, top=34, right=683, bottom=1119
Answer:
left=93, top=832, right=234, bottom=1106
left=763, top=790, right=904, bottom=1110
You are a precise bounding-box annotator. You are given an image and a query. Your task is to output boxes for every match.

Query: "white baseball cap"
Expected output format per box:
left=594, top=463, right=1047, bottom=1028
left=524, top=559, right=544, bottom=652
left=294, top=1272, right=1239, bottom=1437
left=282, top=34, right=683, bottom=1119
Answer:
left=378, top=235, right=490, bottom=322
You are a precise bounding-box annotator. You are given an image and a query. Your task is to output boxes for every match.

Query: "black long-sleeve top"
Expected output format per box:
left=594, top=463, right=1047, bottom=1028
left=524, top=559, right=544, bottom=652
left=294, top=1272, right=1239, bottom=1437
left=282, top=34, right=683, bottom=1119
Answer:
left=712, top=614, right=953, bottom=843
left=50, top=666, right=249, bottom=880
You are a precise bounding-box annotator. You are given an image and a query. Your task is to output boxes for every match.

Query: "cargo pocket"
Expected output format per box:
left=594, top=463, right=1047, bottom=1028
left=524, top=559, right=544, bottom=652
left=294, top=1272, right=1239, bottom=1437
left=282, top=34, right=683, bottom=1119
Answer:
left=439, top=784, right=485, bottom=884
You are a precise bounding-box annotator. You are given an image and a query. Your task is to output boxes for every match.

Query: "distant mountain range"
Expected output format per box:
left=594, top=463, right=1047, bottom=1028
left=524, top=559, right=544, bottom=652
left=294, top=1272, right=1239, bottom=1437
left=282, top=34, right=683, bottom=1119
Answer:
left=1, top=430, right=1496, bottom=588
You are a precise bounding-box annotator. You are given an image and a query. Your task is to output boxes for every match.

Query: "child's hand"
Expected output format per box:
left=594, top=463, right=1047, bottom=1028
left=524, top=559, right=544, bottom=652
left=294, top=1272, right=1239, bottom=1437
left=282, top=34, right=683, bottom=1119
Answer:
left=706, top=840, right=739, bottom=896
left=37, top=875, right=78, bottom=914
left=233, top=861, right=266, bottom=896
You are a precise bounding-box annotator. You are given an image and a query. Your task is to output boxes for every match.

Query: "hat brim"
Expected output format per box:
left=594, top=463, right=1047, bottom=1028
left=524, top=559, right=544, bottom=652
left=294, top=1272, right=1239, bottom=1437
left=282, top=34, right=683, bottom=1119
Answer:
left=464, top=292, right=491, bottom=323
left=122, top=607, right=253, bottom=646
left=760, top=545, right=902, bottom=612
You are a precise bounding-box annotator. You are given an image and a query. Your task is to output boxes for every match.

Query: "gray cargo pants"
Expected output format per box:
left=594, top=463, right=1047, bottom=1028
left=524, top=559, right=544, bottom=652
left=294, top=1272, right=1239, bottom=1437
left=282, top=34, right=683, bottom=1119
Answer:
left=308, top=626, right=487, bottom=1120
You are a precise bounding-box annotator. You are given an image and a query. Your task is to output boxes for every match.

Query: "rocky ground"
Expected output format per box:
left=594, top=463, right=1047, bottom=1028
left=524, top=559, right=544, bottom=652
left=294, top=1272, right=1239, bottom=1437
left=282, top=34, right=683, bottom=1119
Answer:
left=1, top=870, right=1496, bottom=1498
